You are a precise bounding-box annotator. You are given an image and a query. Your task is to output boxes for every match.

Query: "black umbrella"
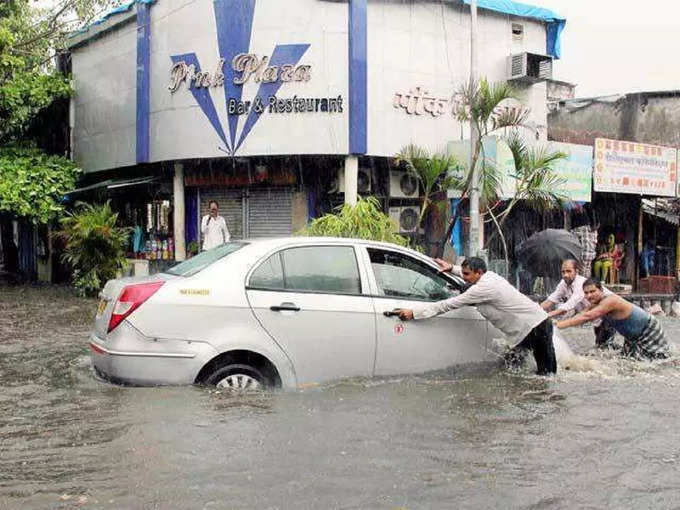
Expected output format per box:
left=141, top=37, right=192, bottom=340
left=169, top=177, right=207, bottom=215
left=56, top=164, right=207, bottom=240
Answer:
left=516, top=229, right=582, bottom=277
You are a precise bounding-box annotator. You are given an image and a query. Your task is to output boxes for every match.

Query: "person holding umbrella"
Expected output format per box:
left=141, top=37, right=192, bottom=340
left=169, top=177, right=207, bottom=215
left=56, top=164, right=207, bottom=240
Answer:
left=541, top=259, right=617, bottom=349
left=516, top=229, right=583, bottom=291
left=395, top=257, right=557, bottom=375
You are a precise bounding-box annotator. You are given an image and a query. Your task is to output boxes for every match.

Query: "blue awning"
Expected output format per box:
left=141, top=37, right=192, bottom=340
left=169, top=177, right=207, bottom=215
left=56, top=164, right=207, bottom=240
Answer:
left=462, top=0, right=566, bottom=59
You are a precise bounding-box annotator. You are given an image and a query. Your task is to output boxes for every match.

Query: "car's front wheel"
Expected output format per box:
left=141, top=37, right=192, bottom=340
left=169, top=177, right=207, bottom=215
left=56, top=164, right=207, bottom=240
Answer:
left=205, top=363, right=269, bottom=391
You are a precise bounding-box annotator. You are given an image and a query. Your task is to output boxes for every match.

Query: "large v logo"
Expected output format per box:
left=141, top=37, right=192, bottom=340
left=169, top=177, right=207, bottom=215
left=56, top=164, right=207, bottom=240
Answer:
left=169, top=0, right=310, bottom=155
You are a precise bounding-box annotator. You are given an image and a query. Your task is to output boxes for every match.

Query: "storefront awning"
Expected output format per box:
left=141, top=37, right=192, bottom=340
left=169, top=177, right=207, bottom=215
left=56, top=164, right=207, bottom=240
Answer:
left=642, top=198, right=680, bottom=225
left=66, top=176, right=158, bottom=195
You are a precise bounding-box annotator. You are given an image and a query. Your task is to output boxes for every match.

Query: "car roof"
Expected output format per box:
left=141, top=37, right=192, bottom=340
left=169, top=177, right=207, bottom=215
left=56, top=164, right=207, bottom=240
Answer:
left=241, top=236, right=420, bottom=252
left=237, top=236, right=437, bottom=267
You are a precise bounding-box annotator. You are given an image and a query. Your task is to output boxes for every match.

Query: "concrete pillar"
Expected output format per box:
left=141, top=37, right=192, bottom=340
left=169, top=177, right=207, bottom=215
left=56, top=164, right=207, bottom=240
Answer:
left=344, top=155, right=358, bottom=206
left=173, top=162, right=186, bottom=261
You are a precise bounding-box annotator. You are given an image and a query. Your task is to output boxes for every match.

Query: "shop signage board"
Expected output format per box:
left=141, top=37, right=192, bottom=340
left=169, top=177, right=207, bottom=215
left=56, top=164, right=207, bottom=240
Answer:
left=593, top=138, right=677, bottom=197
left=547, top=141, right=593, bottom=202
left=157, top=0, right=347, bottom=159
left=446, top=136, right=515, bottom=199
left=446, top=138, right=593, bottom=202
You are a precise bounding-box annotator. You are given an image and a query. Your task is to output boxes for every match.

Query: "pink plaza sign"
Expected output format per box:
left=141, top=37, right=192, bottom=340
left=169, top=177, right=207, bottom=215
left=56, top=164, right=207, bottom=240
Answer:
left=593, top=138, right=677, bottom=197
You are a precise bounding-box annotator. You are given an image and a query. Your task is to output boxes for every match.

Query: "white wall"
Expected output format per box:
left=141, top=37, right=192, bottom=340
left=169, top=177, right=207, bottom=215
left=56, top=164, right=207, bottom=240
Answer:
left=71, top=17, right=137, bottom=172
left=367, top=0, right=549, bottom=157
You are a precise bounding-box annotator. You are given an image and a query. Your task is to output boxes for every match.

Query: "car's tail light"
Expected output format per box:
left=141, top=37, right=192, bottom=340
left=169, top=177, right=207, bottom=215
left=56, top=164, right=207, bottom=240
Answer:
left=108, top=281, right=164, bottom=333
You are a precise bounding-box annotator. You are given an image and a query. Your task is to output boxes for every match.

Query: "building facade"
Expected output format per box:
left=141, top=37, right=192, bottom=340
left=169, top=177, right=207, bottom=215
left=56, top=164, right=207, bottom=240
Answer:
left=549, top=91, right=680, bottom=292
left=67, top=0, right=563, bottom=263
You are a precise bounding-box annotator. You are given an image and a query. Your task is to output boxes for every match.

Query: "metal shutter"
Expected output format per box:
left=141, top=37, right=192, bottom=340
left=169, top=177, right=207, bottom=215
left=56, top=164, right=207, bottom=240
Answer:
left=199, top=188, right=245, bottom=240
left=247, top=188, right=293, bottom=238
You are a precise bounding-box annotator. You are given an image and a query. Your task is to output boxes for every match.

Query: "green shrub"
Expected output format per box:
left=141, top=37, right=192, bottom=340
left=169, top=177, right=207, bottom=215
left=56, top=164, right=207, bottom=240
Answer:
left=55, top=201, right=130, bottom=296
left=299, top=196, right=410, bottom=247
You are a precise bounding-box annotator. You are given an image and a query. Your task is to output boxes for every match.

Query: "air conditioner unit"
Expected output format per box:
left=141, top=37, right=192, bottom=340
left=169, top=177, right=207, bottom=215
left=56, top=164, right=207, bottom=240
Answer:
left=508, top=52, right=552, bottom=84
left=357, top=167, right=371, bottom=194
left=389, top=170, right=420, bottom=198
left=389, top=206, right=420, bottom=234
left=328, top=167, right=371, bottom=194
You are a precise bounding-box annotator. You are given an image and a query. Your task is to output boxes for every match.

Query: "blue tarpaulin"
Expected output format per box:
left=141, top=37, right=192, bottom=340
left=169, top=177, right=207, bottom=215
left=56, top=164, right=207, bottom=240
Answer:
left=74, top=0, right=565, bottom=58
left=70, top=0, right=156, bottom=37
left=462, top=0, right=566, bottom=59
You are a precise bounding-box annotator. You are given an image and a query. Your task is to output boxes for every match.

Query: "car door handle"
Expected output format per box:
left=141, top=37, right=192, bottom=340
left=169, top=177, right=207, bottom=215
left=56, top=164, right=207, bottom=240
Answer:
left=270, top=302, right=301, bottom=312
left=383, top=310, right=401, bottom=317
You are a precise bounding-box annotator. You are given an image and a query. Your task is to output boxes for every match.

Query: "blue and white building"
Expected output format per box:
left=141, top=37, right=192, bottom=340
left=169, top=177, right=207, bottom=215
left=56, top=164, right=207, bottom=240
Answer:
left=67, top=0, right=565, bottom=261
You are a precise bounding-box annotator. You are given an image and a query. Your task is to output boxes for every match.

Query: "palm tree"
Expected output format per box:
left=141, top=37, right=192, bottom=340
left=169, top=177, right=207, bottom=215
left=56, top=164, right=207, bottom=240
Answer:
left=442, top=78, right=531, bottom=255
left=484, top=131, right=569, bottom=271
left=393, top=144, right=462, bottom=237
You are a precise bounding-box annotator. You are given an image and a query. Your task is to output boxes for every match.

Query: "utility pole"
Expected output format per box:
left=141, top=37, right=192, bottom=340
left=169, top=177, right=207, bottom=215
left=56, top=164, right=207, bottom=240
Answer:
left=467, top=0, right=480, bottom=257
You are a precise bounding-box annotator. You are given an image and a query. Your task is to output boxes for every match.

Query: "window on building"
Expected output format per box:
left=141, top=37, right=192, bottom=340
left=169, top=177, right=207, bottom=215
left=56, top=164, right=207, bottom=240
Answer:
left=512, top=23, right=524, bottom=42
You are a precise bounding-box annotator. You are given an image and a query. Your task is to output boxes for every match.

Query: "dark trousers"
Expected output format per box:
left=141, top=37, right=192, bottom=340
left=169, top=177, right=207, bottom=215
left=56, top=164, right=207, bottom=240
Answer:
left=594, top=323, right=616, bottom=348
left=514, top=319, right=557, bottom=375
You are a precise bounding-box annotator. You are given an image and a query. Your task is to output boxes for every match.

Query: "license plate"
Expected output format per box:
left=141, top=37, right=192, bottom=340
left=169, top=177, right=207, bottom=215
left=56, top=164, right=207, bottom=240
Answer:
left=96, top=299, right=107, bottom=317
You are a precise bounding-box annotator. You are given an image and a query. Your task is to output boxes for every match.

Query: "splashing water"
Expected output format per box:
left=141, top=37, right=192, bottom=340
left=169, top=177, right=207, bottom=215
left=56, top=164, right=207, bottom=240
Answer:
left=489, top=330, right=676, bottom=378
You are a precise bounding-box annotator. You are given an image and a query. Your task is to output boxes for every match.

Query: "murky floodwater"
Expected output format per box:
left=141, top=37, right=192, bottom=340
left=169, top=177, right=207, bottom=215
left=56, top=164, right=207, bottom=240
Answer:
left=1, top=285, right=680, bottom=509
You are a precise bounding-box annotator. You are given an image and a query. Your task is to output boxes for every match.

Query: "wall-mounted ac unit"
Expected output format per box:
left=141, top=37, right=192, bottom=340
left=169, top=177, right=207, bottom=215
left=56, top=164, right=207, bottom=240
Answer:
left=328, top=167, right=372, bottom=194
left=389, top=206, right=420, bottom=234
left=389, top=170, right=420, bottom=198
left=508, top=52, right=552, bottom=84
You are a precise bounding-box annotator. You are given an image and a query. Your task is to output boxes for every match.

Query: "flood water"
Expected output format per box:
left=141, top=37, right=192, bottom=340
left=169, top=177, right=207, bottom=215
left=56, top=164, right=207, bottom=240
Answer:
left=1, top=285, right=680, bottom=509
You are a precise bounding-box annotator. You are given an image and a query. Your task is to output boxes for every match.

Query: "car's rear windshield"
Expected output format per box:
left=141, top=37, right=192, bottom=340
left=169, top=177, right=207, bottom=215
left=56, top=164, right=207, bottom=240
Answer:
left=165, top=242, right=247, bottom=277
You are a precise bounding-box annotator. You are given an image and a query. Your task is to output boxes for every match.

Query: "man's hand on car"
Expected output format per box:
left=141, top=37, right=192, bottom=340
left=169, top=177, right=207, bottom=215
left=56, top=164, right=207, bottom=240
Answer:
left=394, top=309, right=414, bottom=321
left=433, top=258, right=453, bottom=273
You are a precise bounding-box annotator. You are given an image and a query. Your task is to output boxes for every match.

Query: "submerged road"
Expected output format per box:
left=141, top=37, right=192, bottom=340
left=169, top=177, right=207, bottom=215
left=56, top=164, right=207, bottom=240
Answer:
left=1, top=285, right=679, bottom=509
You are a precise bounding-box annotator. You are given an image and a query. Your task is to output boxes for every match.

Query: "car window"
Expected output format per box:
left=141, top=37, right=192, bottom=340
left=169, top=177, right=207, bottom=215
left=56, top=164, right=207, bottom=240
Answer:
left=368, top=248, right=455, bottom=301
left=282, top=246, right=361, bottom=294
left=165, top=242, right=246, bottom=277
left=249, top=253, right=284, bottom=289
left=249, top=246, right=362, bottom=294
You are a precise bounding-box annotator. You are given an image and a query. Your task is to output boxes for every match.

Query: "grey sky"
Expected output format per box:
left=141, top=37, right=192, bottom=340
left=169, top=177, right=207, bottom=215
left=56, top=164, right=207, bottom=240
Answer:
left=538, top=0, right=680, bottom=97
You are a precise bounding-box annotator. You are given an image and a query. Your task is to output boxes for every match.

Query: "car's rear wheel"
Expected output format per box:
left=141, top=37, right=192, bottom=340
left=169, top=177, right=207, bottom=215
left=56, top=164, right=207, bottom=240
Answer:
left=205, top=363, right=269, bottom=391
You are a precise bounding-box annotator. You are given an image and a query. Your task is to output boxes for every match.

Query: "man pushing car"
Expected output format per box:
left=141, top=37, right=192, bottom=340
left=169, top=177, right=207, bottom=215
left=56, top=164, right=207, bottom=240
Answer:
left=395, top=257, right=557, bottom=375
left=556, top=279, right=670, bottom=360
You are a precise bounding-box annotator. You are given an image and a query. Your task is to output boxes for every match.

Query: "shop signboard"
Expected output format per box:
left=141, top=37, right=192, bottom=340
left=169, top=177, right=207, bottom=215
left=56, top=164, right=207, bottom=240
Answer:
left=447, top=138, right=594, bottom=202
left=547, top=141, right=593, bottom=202
left=153, top=0, right=348, bottom=159
left=593, top=138, right=677, bottom=197
left=446, top=136, right=515, bottom=199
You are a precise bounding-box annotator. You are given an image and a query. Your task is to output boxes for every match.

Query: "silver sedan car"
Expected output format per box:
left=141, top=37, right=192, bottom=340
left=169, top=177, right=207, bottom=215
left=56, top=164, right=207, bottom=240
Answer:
left=89, top=237, right=499, bottom=389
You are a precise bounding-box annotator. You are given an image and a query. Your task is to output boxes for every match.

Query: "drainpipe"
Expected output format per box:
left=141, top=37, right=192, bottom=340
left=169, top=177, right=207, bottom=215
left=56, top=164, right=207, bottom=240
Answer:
left=468, top=0, right=481, bottom=257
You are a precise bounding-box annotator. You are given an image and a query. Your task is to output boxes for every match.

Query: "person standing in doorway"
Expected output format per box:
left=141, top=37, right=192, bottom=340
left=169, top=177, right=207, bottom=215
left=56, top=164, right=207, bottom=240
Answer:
left=201, top=200, right=230, bottom=250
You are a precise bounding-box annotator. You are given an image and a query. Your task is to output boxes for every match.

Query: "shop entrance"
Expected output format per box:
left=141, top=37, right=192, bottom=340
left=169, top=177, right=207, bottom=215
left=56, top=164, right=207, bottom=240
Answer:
left=198, top=187, right=294, bottom=245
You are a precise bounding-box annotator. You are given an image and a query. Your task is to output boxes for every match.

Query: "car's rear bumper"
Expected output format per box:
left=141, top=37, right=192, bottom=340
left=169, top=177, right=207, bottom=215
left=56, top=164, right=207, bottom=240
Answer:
left=89, top=322, right=216, bottom=386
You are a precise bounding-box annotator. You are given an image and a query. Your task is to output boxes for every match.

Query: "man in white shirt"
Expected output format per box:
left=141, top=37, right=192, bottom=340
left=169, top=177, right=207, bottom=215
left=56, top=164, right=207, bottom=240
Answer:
left=201, top=200, right=230, bottom=251
left=396, top=257, right=556, bottom=375
left=541, top=259, right=616, bottom=348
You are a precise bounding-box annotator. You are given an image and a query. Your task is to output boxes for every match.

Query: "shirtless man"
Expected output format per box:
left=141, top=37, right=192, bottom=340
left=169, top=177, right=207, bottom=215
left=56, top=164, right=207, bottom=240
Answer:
left=556, top=279, right=670, bottom=360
